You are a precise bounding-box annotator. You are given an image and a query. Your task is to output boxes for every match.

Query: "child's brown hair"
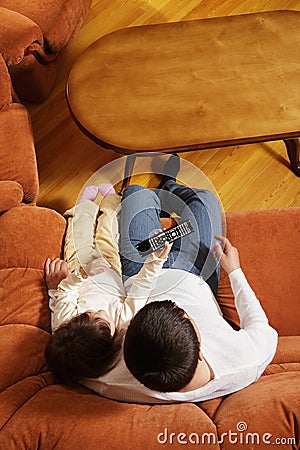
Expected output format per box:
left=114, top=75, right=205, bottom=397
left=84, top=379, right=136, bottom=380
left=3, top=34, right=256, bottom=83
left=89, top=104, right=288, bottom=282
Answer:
left=45, top=312, right=123, bottom=382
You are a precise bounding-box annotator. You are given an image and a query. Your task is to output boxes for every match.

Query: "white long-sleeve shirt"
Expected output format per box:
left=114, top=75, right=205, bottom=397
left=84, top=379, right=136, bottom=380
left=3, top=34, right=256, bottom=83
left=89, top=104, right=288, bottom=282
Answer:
left=49, top=254, right=277, bottom=403
left=48, top=253, right=167, bottom=331
left=80, top=268, right=278, bottom=403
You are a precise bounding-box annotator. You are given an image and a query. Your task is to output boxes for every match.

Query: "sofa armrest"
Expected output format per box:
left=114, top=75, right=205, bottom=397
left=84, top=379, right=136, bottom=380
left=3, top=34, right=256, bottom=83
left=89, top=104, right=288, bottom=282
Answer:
left=0, top=7, right=43, bottom=66
left=9, top=0, right=93, bottom=52
left=0, top=103, right=39, bottom=203
left=0, top=53, right=13, bottom=104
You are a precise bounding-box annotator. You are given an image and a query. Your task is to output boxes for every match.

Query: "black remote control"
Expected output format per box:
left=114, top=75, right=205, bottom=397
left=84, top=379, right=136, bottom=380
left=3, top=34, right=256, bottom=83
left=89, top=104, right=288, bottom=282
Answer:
left=135, top=219, right=194, bottom=256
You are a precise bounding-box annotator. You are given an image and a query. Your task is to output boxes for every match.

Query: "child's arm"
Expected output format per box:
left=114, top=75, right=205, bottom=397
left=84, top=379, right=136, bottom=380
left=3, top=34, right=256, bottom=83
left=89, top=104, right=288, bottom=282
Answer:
left=119, top=243, right=172, bottom=326
left=45, top=257, right=109, bottom=331
left=45, top=258, right=83, bottom=330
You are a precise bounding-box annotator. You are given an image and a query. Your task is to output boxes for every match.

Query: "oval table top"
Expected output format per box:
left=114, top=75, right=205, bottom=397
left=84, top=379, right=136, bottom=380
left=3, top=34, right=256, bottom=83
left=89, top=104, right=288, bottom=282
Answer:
left=66, top=10, right=300, bottom=154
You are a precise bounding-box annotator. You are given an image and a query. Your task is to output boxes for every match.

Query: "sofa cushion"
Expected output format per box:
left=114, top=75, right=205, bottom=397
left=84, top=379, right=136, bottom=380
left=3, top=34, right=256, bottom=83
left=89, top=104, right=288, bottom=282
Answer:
left=0, top=373, right=53, bottom=431
left=272, top=336, right=300, bottom=364
left=0, top=205, right=66, bottom=332
left=0, top=383, right=219, bottom=450
left=0, top=324, right=49, bottom=391
left=0, top=205, right=66, bottom=270
left=0, top=180, right=23, bottom=212
left=218, top=208, right=300, bottom=336
left=213, top=372, right=300, bottom=449
left=0, top=268, right=52, bottom=331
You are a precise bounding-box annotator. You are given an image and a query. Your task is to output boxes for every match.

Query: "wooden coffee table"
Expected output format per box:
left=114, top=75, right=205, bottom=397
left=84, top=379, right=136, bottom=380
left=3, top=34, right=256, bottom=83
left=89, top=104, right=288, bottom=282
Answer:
left=66, top=10, right=300, bottom=181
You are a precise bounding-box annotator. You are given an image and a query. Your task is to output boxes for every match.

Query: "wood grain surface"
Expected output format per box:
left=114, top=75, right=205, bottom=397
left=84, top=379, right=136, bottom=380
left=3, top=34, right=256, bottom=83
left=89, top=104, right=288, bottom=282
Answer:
left=67, top=11, right=300, bottom=153
left=26, top=0, right=300, bottom=214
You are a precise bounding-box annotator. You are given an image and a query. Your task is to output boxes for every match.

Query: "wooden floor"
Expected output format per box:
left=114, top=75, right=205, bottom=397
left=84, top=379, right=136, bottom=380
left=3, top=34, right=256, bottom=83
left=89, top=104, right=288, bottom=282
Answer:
left=27, top=0, right=300, bottom=214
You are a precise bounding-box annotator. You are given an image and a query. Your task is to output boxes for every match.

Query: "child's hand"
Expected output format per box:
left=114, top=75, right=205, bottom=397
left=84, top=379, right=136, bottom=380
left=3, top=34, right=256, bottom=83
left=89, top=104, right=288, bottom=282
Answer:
left=211, top=235, right=240, bottom=274
left=45, top=258, right=71, bottom=290
left=155, top=241, right=172, bottom=259
left=152, top=229, right=173, bottom=259
left=84, top=257, right=111, bottom=276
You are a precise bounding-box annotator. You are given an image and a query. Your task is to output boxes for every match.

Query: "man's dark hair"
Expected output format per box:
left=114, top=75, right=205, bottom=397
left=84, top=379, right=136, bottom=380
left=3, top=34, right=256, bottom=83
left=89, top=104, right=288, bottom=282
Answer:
left=45, top=312, right=123, bottom=382
left=124, top=300, right=200, bottom=392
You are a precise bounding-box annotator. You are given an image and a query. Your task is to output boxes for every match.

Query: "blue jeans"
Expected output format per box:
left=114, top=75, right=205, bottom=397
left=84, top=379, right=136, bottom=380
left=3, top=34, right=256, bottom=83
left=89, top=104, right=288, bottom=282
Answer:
left=119, top=181, right=223, bottom=298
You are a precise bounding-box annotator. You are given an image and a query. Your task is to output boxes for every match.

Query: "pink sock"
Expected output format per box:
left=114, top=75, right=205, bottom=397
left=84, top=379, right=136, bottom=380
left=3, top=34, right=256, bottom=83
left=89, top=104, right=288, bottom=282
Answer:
left=78, top=186, right=99, bottom=203
left=98, top=184, right=116, bottom=197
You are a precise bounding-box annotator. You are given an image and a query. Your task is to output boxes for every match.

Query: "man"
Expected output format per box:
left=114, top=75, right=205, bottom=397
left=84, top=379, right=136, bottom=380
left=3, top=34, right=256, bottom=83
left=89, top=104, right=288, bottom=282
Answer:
left=80, top=155, right=278, bottom=403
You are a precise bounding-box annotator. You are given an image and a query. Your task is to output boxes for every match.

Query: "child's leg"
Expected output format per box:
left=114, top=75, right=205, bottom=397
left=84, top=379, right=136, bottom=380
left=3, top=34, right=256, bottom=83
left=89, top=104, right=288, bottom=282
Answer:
left=95, top=194, right=122, bottom=276
left=63, top=186, right=101, bottom=271
left=64, top=200, right=99, bottom=272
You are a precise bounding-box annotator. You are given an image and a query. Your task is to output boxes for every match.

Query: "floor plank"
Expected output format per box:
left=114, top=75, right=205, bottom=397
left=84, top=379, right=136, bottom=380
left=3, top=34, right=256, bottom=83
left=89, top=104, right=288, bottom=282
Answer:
left=27, top=0, right=300, bottom=214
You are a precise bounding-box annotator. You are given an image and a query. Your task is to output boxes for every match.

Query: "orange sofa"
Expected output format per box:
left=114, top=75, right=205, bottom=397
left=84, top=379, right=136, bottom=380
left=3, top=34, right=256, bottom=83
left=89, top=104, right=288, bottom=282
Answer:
left=0, top=0, right=91, bottom=102
left=0, top=43, right=299, bottom=450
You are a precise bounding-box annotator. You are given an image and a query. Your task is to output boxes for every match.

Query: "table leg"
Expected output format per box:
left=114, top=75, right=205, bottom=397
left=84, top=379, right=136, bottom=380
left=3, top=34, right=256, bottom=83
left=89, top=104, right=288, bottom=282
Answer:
left=284, top=138, right=300, bottom=176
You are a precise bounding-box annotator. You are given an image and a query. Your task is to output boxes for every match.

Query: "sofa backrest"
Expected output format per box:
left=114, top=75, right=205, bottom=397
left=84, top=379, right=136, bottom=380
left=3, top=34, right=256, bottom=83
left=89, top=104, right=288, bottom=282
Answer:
left=218, top=208, right=300, bottom=336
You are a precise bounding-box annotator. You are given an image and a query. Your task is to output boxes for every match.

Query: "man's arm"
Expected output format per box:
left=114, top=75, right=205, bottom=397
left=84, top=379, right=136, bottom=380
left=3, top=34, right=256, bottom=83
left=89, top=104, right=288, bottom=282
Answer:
left=212, top=237, right=278, bottom=366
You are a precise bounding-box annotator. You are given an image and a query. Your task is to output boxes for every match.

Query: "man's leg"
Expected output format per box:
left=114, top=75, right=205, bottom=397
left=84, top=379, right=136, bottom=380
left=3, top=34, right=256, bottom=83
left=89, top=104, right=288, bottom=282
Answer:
left=157, top=180, right=223, bottom=297
left=120, top=184, right=162, bottom=281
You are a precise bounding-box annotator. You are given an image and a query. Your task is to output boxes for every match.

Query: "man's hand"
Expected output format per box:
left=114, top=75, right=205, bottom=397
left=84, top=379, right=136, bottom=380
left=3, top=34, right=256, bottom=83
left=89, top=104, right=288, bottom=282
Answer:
left=211, top=235, right=240, bottom=274
left=45, top=258, right=71, bottom=290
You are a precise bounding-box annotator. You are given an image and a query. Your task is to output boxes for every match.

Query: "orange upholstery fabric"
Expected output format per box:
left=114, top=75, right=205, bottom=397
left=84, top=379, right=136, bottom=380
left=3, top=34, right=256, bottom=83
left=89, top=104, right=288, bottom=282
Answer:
left=0, top=7, right=43, bottom=65
left=213, top=372, right=300, bottom=450
left=0, top=53, right=12, bottom=103
left=1, top=388, right=220, bottom=449
left=0, top=0, right=91, bottom=50
left=0, top=180, right=23, bottom=212
left=0, top=103, right=38, bottom=202
left=0, top=0, right=92, bottom=102
left=9, top=52, right=65, bottom=103
left=272, top=336, right=300, bottom=364
left=0, top=204, right=298, bottom=449
left=218, top=208, right=300, bottom=336
left=0, top=324, right=49, bottom=391
left=0, top=47, right=299, bottom=448
left=0, top=205, right=66, bottom=272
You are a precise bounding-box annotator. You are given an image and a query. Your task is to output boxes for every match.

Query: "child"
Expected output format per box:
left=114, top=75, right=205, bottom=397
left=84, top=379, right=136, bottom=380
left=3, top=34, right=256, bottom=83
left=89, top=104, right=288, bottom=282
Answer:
left=45, top=184, right=171, bottom=382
